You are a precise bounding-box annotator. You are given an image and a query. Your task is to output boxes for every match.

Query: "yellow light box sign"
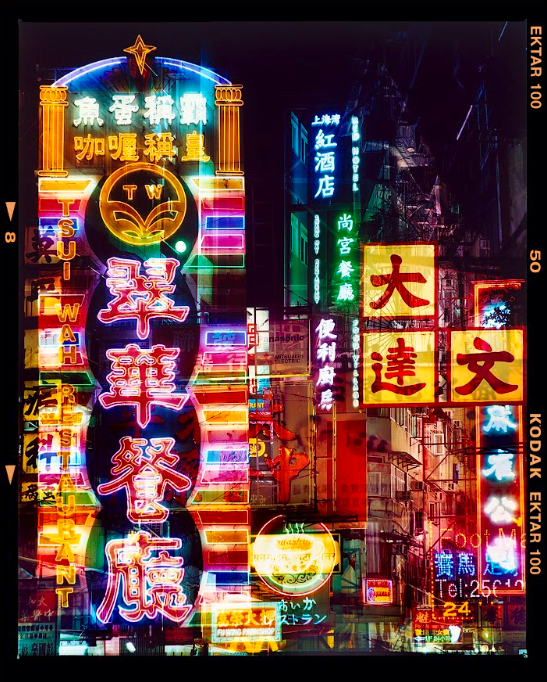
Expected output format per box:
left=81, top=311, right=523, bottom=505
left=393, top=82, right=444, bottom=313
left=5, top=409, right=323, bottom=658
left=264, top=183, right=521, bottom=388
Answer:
left=362, top=331, right=436, bottom=406
left=363, top=243, right=436, bottom=319
left=211, top=603, right=281, bottom=643
left=450, top=329, right=524, bottom=403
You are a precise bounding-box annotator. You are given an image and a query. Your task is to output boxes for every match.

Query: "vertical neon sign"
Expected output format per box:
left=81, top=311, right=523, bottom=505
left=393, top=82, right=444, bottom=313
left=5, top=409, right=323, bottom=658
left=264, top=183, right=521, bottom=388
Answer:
left=476, top=404, right=525, bottom=594
left=313, top=214, right=321, bottom=305
left=312, top=113, right=340, bottom=200
left=350, top=115, right=360, bottom=193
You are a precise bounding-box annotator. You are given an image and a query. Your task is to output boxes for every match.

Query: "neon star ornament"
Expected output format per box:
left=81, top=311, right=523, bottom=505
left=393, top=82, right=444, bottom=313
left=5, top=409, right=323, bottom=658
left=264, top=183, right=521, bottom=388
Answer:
left=124, top=36, right=156, bottom=76
left=96, top=531, right=192, bottom=624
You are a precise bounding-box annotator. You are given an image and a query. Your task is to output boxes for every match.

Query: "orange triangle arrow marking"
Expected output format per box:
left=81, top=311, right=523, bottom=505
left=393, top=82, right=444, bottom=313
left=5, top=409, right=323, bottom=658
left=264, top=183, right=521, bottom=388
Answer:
left=5, top=465, right=15, bottom=484
left=5, top=202, right=15, bottom=221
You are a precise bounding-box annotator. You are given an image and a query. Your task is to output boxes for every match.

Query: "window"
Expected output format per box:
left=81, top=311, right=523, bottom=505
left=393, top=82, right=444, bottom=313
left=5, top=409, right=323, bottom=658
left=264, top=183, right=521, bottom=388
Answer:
left=368, top=472, right=391, bottom=497
left=392, top=466, right=406, bottom=494
left=300, top=125, right=308, bottom=165
left=299, top=228, right=308, bottom=265
left=290, top=214, right=299, bottom=255
left=291, top=113, right=299, bottom=155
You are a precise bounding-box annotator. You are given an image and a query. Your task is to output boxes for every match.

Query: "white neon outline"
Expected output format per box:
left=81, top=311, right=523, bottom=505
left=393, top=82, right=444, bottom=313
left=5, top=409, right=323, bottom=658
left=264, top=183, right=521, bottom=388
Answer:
left=252, top=516, right=338, bottom=597
left=54, top=58, right=126, bottom=87
left=53, top=56, right=230, bottom=89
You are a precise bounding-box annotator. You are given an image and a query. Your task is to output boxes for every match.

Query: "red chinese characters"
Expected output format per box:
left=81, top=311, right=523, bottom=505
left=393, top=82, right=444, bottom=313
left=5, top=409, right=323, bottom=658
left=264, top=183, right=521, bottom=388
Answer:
left=97, top=437, right=191, bottom=523
left=363, top=331, right=435, bottom=405
left=266, top=446, right=310, bottom=504
left=96, top=531, right=192, bottom=623
left=99, top=344, right=188, bottom=428
left=371, top=337, right=426, bottom=395
left=450, top=330, right=523, bottom=403
left=98, top=257, right=189, bottom=339
left=455, top=337, right=518, bottom=396
left=369, top=254, right=429, bottom=310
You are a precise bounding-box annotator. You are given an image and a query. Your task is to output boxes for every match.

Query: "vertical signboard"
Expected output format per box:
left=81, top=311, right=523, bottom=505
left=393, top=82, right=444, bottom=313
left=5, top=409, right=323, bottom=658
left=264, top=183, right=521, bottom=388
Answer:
left=23, top=37, right=249, bottom=650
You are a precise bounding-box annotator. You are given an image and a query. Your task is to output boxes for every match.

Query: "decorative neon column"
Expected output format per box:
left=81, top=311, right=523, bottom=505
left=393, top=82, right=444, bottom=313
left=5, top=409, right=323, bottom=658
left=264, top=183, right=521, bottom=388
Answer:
left=38, top=86, right=69, bottom=178
left=215, top=86, right=243, bottom=176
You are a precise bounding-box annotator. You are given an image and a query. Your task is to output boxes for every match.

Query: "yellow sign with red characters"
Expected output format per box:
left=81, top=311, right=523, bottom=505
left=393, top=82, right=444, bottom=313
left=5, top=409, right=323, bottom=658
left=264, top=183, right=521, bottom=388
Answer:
left=363, top=243, right=436, bottom=319
left=211, top=603, right=281, bottom=643
left=450, top=329, right=524, bottom=403
left=363, top=331, right=436, bottom=405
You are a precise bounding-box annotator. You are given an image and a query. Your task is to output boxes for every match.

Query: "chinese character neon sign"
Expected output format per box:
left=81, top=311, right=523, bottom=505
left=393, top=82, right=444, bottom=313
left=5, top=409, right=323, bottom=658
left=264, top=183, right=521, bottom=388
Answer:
left=312, top=113, right=339, bottom=200
left=315, top=318, right=337, bottom=412
left=334, top=213, right=358, bottom=307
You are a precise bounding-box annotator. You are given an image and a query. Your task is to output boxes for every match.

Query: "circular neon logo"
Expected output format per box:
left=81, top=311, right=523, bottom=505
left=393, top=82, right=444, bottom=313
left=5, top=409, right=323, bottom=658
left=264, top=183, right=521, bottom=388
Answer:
left=99, top=162, right=186, bottom=246
left=252, top=516, right=339, bottom=596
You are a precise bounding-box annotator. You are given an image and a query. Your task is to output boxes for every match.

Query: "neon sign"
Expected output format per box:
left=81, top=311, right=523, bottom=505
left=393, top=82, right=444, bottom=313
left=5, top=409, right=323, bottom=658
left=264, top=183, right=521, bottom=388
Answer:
left=476, top=404, right=524, bottom=593
left=312, top=112, right=339, bottom=200
left=25, top=35, right=251, bottom=636
left=364, top=579, right=393, bottom=605
left=251, top=516, right=339, bottom=596
left=211, top=602, right=281, bottom=643
left=350, top=115, right=360, bottom=192
left=333, top=213, right=358, bottom=305
left=313, top=214, right=321, bottom=305
left=315, top=318, right=337, bottom=412
left=97, top=531, right=192, bottom=624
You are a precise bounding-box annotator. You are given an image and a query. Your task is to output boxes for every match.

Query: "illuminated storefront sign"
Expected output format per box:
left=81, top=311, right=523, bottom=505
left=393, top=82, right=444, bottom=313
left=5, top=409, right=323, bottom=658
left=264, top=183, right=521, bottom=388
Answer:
left=333, top=213, right=358, bottom=305
left=413, top=609, right=463, bottom=645
left=362, top=331, right=437, bottom=406
left=315, top=317, right=338, bottom=412
left=24, top=35, right=250, bottom=641
left=251, top=516, right=339, bottom=596
left=471, top=278, right=524, bottom=595
left=450, top=329, right=524, bottom=404
left=211, top=603, right=281, bottom=643
left=476, top=404, right=525, bottom=594
left=363, top=243, right=437, bottom=320
left=97, top=531, right=192, bottom=624
left=312, top=113, right=340, bottom=199
left=474, top=280, right=524, bottom=329
left=364, top=579, right=393, bottom=605
left=278, top=594, right=328, bottom=628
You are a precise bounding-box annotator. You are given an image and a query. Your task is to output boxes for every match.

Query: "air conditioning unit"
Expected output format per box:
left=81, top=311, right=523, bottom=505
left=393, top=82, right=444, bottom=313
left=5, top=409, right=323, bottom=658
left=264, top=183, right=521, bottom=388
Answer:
left=453, top=427, right=463, bottom=444
left=396, top=490, right=412, bottom=501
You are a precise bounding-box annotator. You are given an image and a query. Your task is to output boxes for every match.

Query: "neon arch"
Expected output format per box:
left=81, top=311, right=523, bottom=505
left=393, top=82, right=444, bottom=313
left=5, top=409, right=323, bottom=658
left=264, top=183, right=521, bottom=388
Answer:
left=54, top=55, right=231, bottom=88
